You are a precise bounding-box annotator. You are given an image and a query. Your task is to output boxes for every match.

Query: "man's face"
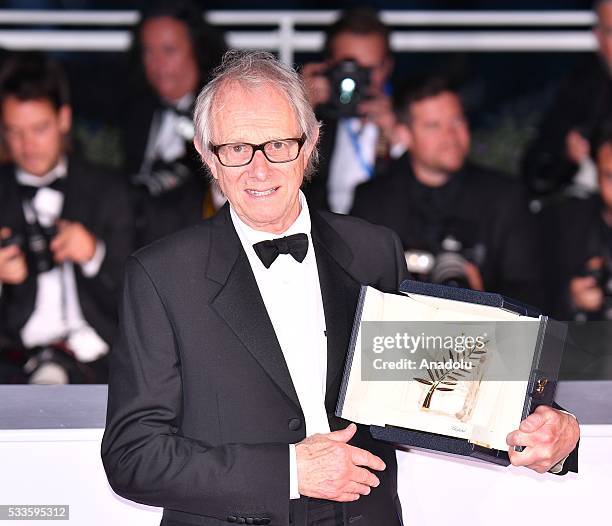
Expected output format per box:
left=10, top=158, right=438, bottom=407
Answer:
left=403, top=91, right=470, bottom=177
left=140, top=16, right=199, bottom=102
left=201, top=84, right=316, bottom=234
left=1, top=96, right=70, bottom=177
left=596, top=3, right=612, bottom=68
left=597, top=143, right=612, bottom=210
left=328, top=31, right=392, bottom=95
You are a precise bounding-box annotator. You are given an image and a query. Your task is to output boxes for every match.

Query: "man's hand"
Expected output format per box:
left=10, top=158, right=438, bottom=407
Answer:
left=0, top=228, right=28, bottom=285
left=463, top=261, right=484, bottom=291
left=301, top=62, right=331, bottom=108
left=570, top=257, right=604, bottom=312
left=506, top=405, right=580, bottom=474
left=50, top=220, right=97, bottom=264
left=357, top=94, right=396, bottom=143
left=296, top=423, right=385, bottom=502
left=565, top=129, right=590, bottom=164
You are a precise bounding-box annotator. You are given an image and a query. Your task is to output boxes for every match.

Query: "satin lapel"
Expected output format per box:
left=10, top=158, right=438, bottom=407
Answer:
left=310, top=212, right=361, bottom=405
left=207, top=206, right=301, bottom=411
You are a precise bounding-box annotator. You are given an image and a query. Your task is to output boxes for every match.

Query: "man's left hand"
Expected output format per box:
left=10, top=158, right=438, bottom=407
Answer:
left=50, top=220, right=97, bottom=264
left=506, top=405, right=580, bottom=473
left=357, top=94, right=396, bottom=143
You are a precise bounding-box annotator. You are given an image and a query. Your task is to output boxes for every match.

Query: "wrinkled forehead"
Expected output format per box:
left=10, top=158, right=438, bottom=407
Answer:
left=209, top=81, right=300, bottom=141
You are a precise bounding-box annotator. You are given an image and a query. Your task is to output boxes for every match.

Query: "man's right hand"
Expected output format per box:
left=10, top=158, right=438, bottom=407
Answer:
left=0, top=228, right=28, bottom=285
left=570, top=275, right=603, bottom=312
left=570, top=256, right=604, bottom=312
left=295, top=423, right=385, bottom=502
left=301, top=62, right=331, bottom=108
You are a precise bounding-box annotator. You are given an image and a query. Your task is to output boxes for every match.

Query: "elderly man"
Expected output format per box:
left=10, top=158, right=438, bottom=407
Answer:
left=102, top=52, right=580, bottom=526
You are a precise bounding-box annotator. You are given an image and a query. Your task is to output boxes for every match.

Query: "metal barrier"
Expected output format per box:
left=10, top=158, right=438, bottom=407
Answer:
left=0, top=10, right=600, bottom=63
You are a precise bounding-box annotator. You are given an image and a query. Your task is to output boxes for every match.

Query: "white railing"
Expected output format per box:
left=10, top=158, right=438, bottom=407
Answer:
left=0, top=10, right=599, bottom=64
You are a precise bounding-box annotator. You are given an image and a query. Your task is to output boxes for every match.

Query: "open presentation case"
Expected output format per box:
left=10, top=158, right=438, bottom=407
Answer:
left=336, top=280, right=567, bottom=465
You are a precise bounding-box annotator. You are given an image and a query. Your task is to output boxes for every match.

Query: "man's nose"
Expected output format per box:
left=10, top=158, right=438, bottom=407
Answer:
left=249, top=149, right=271, bottom=180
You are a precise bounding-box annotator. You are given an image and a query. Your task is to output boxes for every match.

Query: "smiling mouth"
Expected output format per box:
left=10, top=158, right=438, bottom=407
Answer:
left=245, top=187, right=278, bottom=197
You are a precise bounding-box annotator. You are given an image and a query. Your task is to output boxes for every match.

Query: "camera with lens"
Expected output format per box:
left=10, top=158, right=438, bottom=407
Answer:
left=23, top=222, right=58, bottom=274
left=404, top=235, right=485, bottom=289
left=319, top=60, right=372, bottom=119
left=0, top=232, right=25, bottom=250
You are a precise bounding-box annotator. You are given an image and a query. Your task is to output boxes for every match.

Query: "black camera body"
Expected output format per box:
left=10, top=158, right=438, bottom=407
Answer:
left=320, top=60, right=372, bottom=119
left=25, top=222, right=58, bottom=274
left=404, top=236, right=485, bottom=290
left=0, top=232, right=25, bottom=250
left=1, top=224, right=57, bottom=274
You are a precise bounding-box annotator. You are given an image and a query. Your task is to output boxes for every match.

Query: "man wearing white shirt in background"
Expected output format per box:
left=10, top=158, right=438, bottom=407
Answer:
left=102, top=51, right=580, bottom=526
left=0, top=53, right=133, bottom=384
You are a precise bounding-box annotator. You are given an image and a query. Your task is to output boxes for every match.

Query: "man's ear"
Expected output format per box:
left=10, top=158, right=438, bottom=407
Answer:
left=194, top=137, right=218, bottom=179
left=58, top=105, right=72, bottom=134
left=394, top=122, right=413, bottom=150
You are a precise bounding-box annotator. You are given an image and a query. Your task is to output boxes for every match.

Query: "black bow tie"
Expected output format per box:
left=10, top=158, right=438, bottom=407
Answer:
left=252, top=233, right=309, bottom=269
left=18, top=177, right=66, bottom=201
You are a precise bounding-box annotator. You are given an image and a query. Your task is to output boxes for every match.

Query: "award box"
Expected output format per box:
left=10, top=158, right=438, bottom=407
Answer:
left=336, top=280, right=567, bottom=466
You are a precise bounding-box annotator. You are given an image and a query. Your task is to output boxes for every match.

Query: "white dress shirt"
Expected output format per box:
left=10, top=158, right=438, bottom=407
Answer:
left=230, top=191, right=329, bottom=499
left=11, top=159, right=108, bottom=363
left=142, top=92, right=195, bottom=169
left=328, top=118, right=379, bottom=214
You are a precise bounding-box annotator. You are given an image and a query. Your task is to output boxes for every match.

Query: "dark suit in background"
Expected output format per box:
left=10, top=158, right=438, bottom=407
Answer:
left=120, top=90, right=209, bottom=247
left=102, top=205, right=407, bottom=526
left=351, top=155, right=544, bottom=309
left=0, top=156, right=133, bottom=350
left=522, top=55, right=612, bottom=195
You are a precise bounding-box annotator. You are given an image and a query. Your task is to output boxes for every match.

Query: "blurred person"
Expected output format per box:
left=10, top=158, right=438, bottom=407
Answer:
left=123, top=0, right=226, bottom=247
left=302, top=7, right=402, bottom=214
left=0, top=53, right=133, bottom=384
left=522, top=0, right=612, bottom=197
left=352, top=76, right=544, bottom=307
left=558, top=123, right=612, bottom=321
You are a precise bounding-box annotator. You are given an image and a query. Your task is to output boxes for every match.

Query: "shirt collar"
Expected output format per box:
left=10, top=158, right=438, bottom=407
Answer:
left=230, top=190, right=311, bottom=247
left=16, top=157, right=68, bottom=188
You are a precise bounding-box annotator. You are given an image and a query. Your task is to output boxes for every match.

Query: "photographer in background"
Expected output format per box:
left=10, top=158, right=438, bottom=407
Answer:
left=562, top=124, right=612, bottom=321
left=302, top=7, right=402, bottom=214
left=522, top=0, right=612, bottom=197
left=123, top=0, right=226, bottom=247
left=0, top=54, right=133, bottom=384
left=351, top=75, right=544, bottom=308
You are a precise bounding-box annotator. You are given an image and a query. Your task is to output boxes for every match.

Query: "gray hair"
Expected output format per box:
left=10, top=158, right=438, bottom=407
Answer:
left=194, top=50, right=321, bottom=180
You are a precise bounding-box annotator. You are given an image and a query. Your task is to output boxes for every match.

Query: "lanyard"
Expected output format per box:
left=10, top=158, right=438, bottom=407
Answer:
left=342, top=120, right=375, bottom=179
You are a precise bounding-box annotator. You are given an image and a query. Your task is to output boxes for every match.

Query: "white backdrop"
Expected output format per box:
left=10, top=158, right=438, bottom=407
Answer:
left=0, top=425, right=608, bottom=526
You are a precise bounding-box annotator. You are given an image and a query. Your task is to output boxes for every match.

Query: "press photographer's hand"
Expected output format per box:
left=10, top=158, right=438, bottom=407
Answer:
left=570, top=256, right=604, bottom=312
left=296, top=423, right=385, bottom=501
left=0, top=227, right=27, bottom=285
left=50, top=220, right=97, bottom=264
left=302, top=62, right=331, bottom=108
left=506, top=405, right=580, bottom=474
left=358, top=93, right=396, bottom=142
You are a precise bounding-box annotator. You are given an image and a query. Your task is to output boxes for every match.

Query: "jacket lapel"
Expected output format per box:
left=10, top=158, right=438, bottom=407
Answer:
left=310, top=212, right=361, bottom=408
left=207, top=205, right=301, bottom=411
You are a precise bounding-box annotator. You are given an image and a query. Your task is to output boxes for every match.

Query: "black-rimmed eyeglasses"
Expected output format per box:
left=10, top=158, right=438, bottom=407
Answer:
left=208, top=133, right=307, bottom=167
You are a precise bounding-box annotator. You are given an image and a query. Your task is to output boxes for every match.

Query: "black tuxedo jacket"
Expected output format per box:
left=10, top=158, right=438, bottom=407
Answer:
left=0, top=156, right=134, bottom=347
left=351, top=157, right=544, bottom=309
left=102, top=205, right=408, bottom=526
